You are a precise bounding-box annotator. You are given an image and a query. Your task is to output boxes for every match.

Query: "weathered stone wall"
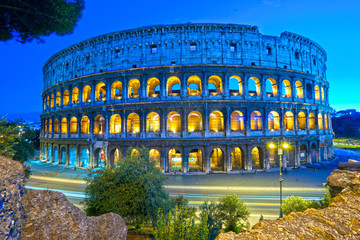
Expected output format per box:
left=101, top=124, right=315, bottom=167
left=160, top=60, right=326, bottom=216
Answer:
left=0, top=155, right=127, bottom=240
left=216, top=161, right=360, bottom=239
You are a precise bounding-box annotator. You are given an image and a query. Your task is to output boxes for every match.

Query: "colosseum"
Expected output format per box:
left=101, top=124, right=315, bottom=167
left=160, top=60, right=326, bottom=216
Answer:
left=40, top=23, right=333, bottom=173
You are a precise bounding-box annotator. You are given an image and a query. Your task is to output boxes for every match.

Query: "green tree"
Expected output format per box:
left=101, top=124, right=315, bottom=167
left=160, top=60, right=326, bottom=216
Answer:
left=84, top=146, right=171, bottom=228
left=199, top=201, right=221, bottom=240
left=281, top=196, right=314, bottom=215
left=216, top=194, right=250, bottom=233
left=0, top=0, right=84, bottom=43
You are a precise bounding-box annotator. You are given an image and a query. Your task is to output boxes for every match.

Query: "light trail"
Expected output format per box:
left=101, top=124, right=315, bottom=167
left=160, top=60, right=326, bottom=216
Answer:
left=29, top=176, right=87, bottom=184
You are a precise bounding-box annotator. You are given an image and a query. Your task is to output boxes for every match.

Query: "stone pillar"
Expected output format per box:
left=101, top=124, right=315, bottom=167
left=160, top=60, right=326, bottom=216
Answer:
left=261, top=75, right=266, bottom=101
left=106, top=78, right=111, bottom=102
left=123, top=76, right=128, bottom=101
left=225, top=106, right=231, bottom=136
left=264, top=147, right=270, bottom=169
left=226, top=145, right=231, bottom=172
left=50, top=143, right=54, bottom=163
left=140, top=75, right=146, bottom=101
left=76, top=145, right=81, bottom=167
left=90, top=82, right=95, bottom=103
left=161, top=108, right=166, bottom=138
left=181, top=74, right=187, bottom=98
left=203, top=72, right=209, bottom=97
left=294, top=108, right=298, bottom=135
left=68, top=86, right=73, bottom=106
left=161, top=146, right=166, bottom=173
left=245, top=109, right=250, bottom=136
left=204, top=103, right=209, bottom=133
left=223, top=73, right=229, bottom=98
left=280, top=108, right=284, bottom=135
left=160, top=74, right=166, bottom=99
left=182, top=146, right=188, bottom=173
left=121, top=110, right=126, bottom=138
left=294, top=142, right=300, bottom=167
left=182, top=108, right=187, bottom=137
left=105, top=111, right=109, bottom=139
left=163, top=147, right=168, bottom=172
left=205, top=145, right=210, bottom=173
left=78, top=83, right=83, bottom=103
left=66, top=144, right=70, bottom=165
left=245, top=144, right=252, bottom=171
left=141, top=110, right=146, bottom=138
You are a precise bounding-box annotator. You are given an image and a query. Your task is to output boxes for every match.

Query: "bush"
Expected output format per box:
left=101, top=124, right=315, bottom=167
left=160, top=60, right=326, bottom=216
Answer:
left=281, top=196, right=314, bottom=215
left=216, top=194, right=250, bottom=233
left=199, top=201, right=221, bottom=240
left=84, top=146, right=171, bottom=227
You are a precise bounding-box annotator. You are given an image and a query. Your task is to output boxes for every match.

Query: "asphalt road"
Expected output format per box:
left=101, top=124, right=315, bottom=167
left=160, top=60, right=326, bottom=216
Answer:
left=25, top=148, right=360, bottom=225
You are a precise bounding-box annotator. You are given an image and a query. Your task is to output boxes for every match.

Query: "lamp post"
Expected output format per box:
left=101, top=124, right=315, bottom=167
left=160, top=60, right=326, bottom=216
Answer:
left=269, top=138, right=288, bottom=218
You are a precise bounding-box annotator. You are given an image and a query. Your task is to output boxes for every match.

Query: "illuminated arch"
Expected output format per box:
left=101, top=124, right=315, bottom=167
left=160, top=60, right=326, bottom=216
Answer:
left=265, top=78, right=277, bottom=97
left=56, top=92, right=61, bottom=106
left=229, top=75, right=243, bottom=96
left=167, top=111, right=181, bottom=132
left=169, top=148, right=182, bottom=172
left=128, top=79, right=141, bottom=98
left=81, top=116, right=90, bottom=134
left=208, top=75, right=222, bottom=95
left=94, top=115, right=105, bottom=134
left=187, top=75, right=202, bottom=96
left=268, top=111, right=280, bottom=131
left=230, top=111, right=244, bottom=131
left=110, top=114, right=122, bottom=133
left=325, top=114, right=328, bottom=129
left=61, top=117, right=67, bottom=134
left=248, top=76, right=260, bottom=96
left=315, top=85, right=320, bottom=100
left=309, top=112, right=316, bottom=130
left=110, top=148, right=122, bottom=166
left=188, top=111, right=202, bottom=132
left=209, top=111, right=224, bottom=131
left=48, top=119, right=52, bottom=133
left=82, top=85, right=91, bottom=103
left=318, top=113, right=323, bottom=130
left=50, top=94, right=54, bottom=108
left=46, top=96, right=50, bottom=107
left=111, top=80, right=122, bottom=99
left=250, top=111, right=262, bottom=130
left=70, top=117, right=77, bottom=133
left=44, top=120, right=48, bottom=133
left=188, top=149, right=202, bottom=172
left=167, top=76, right=181, bottom=96
left=63, top=90, right=69, bottom=105
left=72, top=87, right=79, bottom=104
left=284, top=111, right=294, bottom=130
left=149, top=149, right=160, bottom=168
left=298, top=112, right=306, bottom=130
left=146, top=112, right=160, bottom=132
left=321, top=87, right=325, bottom=101
left=54, top=119, right=59, bottom=134
left=231, top=147, right=244, bottom=170
left=295, top=81, right=303, bottom=99
left=127, top=113, right=140, bottom=133
left=147, top=77, right=160, bottom=97
left=210, top=148, right=224, bottom=171
left=251, top=147, right=264, bottom=169
left=95, top=82, right=106, bottom=101
left=282, top=80, right=291, bottom=98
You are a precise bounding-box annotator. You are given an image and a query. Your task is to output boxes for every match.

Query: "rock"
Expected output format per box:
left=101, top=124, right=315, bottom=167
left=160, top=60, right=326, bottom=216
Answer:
left=0, top=155, right=127, bottom=240
left=216, top=164, right=360, bottom=240
left=349, top=159, right=359, bottom=163
left=338, top=162, right=360, bottom=171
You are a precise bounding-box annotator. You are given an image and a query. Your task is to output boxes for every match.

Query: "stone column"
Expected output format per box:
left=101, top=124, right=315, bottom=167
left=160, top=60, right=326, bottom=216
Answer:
left=204, top=103, right=209, bottom=134
left=76, top=145, right=81, bottom=167
left=203, top=72, right=209, bottom=97
left=66, top=144, right=70, bottom=165
left=205, top=145, right=210, bottom=173
left=225, top=106, right=231, bottom=136
left=163, top=147, right=168, bottom=172
left=122, top=76, right=128, bottom=101
left=106, top=78, right=111, bottom=102
left=226, top=145, right=231, bottom=172
left=90, top=83, right=95, bottom=103
left=68, top=86, right=73, bottom=106
left=245, top=144, right=252, bottom=170
left=141, top=110, right=146, bottom=138
left=140, top=75, right=146, bottom=101
left=294, top=108, right=298, bottom=135
left=280, top=108, right=284, bottom=135
left=294, top=141, right=300, bottom=167
left=160, top=74, right=166, bottom=99
left=182, top=146, right=188, bottom=173
left=161, top=108, right=166, bottom=138
left=161, top=146, right=166, bottom=173
left=105, top=111, right=109, bottom=139
left=261, top=75, right=266, bottom=100
left=78, top=83, right=83, bottom=104
left=181, top=74, right=187, bottom=98
left=223, top=73, right=229, bottom=98
left=182, top=108, right=187, bottom=137
left=121, top=110, right=126, bottom=138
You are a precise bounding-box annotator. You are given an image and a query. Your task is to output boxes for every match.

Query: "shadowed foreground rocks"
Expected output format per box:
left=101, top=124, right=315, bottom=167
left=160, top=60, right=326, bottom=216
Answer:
left=216, top=160, right=360, bottom=240
left=0, top=155, right=127, bottom=240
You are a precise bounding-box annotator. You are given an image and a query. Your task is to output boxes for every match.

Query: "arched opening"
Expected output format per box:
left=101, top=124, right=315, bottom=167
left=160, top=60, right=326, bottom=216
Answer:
left=94, top=148, right=105, bottom=168
left=229, top=75, right=242, bottom=96
left=60, top=147, right=66, bottom=164
left=282, top=80, right=291, bottom=98
left=110, top=148, right=122, bottom=167
left=309, top=112, right=316, bottom=130
left=47, top=145, right=51, bottom=162
left=48, top=119, right=52, bottom=134
left=128, top=79, right=141, bottom=98
left=269, top=147, right=278, bottom=168
left=250, top=111, right=262, bottom=130
left=72, top=87, right=79, bottom=104
left=167, top=111, right=181, bottom=133
left=285, top=144, right=295, bottom=167
left=81, top=116, right=90, bottom=134
left=187, top=75, right=202, bottom=96
left=325, top=114, right=328, bottom=130
left=50, top=94, right=54, bottom=108
left=321, top=87, right=325, bottom=101
left=147, top=77, right=160, bottom=97
left=61, top=117, right=67, bottom=134
left=251, top=147, right=264, bottom=169
left=315, top=85, right=320, bottom=100
left=169, top=149, right=182, bottom=172
left=230, top=111, right=244, bottom=131
left=82, top=85, right=91, bottom=103
left=209, top=111, right=224, bottom=132
left=70, top=117, right=77, bottom=133
left=63, top=90, right=69, bottom=105
left=208, top=75, right=222, bottom=95
left=44, top=120, right=48, bottom=134
left=94, top=115, right=105, bottom=134
left=320, top=143, right=325, bottom=162
left=167, top=76, right=181, bottom=96
left=146, top=112, right=160, bottom=132
left=265, top=78, right=277, bottom=97
left=46, top=96, right=50, bottom=107
left=231, top=147, right=244, bottom=170
left=188, top=149, right=203, bottom=172
left=56, top=92, right=61, bottom=106
left=295, top=81, right=303, bottom=99
left=110, top=114, right=121, bottom=133
left=248, top=77, right=260, bottom=96
left=188, top=111, right=202, bottom=132
left=210, top=148, right=224, bottom=171
left=149, top=149, right=160, bottom=168
left=284, top=111, right=294, bottom=131
left=268, top=111, right=280, bottom=131
left=318, top=113, right=323, bottom=130
left=298, top=112, right=306, bottom=130
left=69, top=147, right=77, bottom=166
left=127, top=113, right=140, bottom=133
left=311, top=143, right=317, bottom=163
left=95, top=82, right=106, bottom=101
left=131, top=149, right=140, bottom=158
left=80, top=148, right=89, bottom=168
left=111, top=81, right=122, bottom=99
left=54, top=146, right=58, bottom=163
left=54, top=119, right=59, bottom=133
left=299, top=145, right=307, bottom=165
left=306, top=83, right=313, bottom=99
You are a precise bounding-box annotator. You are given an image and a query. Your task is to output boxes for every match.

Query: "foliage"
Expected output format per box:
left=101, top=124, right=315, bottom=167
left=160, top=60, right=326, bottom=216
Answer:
left=215, top=194, right=250, bottom=233
left=320, top=187, right=331, bottom=208
left=199, top=201, right=221, bottom=240
left=332, top=115, right=360, bottom=138
left=84, top=146, right=171, bottom=227
left=281, top=196, right=315, bottom=215
left=0, top=0, right=84, bottom=43
left=154, top=197, right=209, bottom=240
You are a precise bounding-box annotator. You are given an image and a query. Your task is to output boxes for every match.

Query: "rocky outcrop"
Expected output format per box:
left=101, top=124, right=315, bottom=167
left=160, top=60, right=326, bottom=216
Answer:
left=216, top=160, right=360, bottom=240
left=0, top=156, right=127, bottom=240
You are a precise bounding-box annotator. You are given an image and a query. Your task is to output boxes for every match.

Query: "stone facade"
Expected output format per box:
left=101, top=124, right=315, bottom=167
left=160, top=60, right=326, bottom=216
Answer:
left=40, top=23, right=333, bottom=173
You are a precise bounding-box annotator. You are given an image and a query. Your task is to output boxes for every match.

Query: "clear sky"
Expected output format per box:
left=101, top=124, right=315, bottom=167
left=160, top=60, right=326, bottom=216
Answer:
left=1, top=0, right=359, bottom=117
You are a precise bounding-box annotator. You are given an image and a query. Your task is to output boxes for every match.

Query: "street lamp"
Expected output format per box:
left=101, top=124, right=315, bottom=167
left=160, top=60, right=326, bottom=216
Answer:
left=269, top=138, right=289, bottom=218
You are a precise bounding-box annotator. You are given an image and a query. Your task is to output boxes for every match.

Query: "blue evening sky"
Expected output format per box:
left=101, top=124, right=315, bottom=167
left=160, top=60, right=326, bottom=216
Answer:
left=0, top=0, right=359, bottom=118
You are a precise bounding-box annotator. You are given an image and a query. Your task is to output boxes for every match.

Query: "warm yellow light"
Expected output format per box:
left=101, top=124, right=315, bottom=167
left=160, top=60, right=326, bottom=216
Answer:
left=269, top=143, right=275, bottom=149
left=283, top=143, right=289, bottom=148
left=172, top=129, right=176, bottom=133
